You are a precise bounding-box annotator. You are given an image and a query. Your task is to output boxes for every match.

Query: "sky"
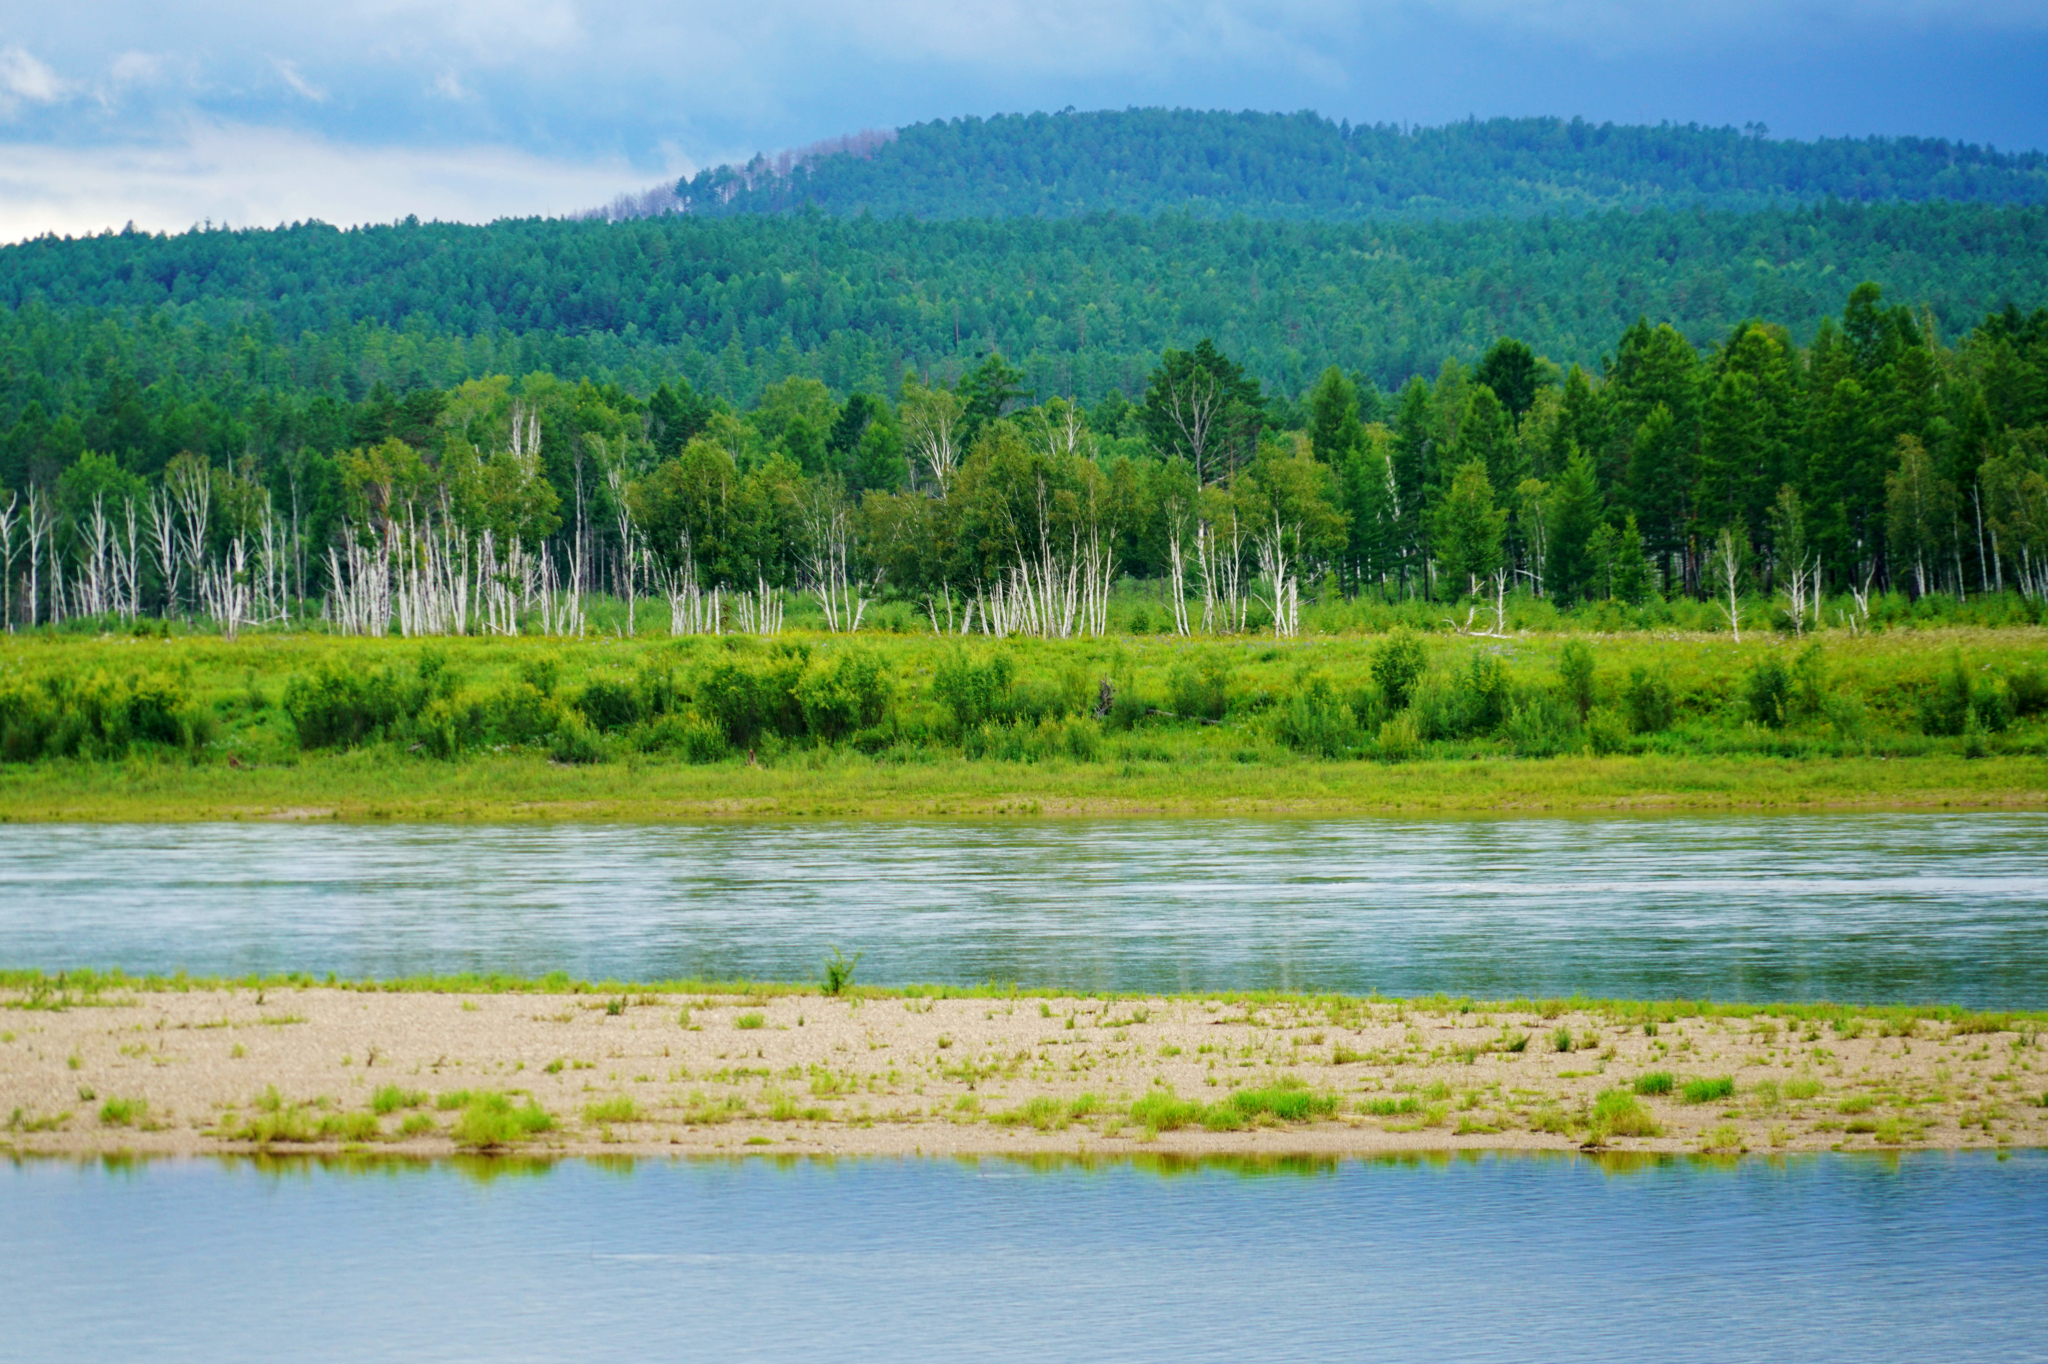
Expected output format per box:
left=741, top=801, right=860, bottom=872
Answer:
left=3, top=0, right=2047, bottom=242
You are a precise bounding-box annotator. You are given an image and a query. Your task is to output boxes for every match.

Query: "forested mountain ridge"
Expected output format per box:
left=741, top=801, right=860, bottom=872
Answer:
left=676, top=110, right=2048, bottom=222
left=5, top=200, right=2046, bottom=405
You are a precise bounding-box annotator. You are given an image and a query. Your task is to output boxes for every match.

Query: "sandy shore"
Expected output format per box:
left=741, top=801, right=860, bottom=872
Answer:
left=3, top=985, right=2042, bottom=1159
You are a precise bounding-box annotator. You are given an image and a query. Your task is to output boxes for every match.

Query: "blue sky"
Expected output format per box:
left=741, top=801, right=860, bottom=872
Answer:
left=3, top=0, right=2046, bottom=240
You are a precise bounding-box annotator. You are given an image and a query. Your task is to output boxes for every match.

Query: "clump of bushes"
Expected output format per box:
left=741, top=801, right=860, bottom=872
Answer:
left=0, top=669, right=210, bottom=761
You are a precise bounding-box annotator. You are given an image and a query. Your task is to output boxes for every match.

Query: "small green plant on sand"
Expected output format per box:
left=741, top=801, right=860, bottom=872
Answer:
left=1633, top=1071, right=1675, bottom=1096
left=1682, top=1076, right=1736, bottom=1104
left=584, top=1096, right=640, bottom=1125
left=371, top=1085, right=427, bottom=1115
left=822, top=948, right=863, bottom=997
left=735, top=1012, right=766, bottom=1030
left=450, top=1092, right=555, bottom=1149
left=1589, top=1089, right=1661, bottom=1140
left=98, top=1097, right=146, bottom=1127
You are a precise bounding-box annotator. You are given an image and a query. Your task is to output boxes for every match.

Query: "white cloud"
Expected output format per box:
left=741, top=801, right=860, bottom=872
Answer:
left=0, top=122, right=646, bottom=242
left=273, top=58, right=327, bottom=102
left=431, top=69, right=471, bottom=99
left=0, top=46, right=66, bottom=115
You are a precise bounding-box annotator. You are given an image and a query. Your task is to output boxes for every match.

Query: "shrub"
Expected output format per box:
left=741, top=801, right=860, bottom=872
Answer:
left=1918, top=652, right=2005, bottom=735
left=1459, top=652, right=1513, bottom=734
left=548, top=715, right=606, bottom=764
left=696, top=643, right=809, bottom=746
left=796, top=648, right=893, bottom=742
left=932, top=651, right=1015, bottom=731
left=576, top=677, right=645, bottom=733
left=1622, top=665, right=1675, bottom=734
left=1165, top=654, right=1231, bottom=721
left=1557, top=640, right=1596, bottom=721
left=641, top=711, right=729, bottom=763
left=286, top=664, right=413, bottom=749
left=479, top=681, right=563, bottom=746
left=1370, top=630, right=1428, bottom=710
left=1502, top=691, right=1576, bottom=757
left=1746, top=656, right=1792, bottom=728
left=1375, top=712, right=1421, bottom=762
left=1272, top=671, right=1357, bottom=757
left=2009, top=666, right=2048, bottom=718
left=1586, top=706, right=1632, bottom=755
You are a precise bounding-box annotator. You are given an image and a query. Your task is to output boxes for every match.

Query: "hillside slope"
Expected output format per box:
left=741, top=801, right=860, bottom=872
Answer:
left=677, top=109, right=2048, bottom=222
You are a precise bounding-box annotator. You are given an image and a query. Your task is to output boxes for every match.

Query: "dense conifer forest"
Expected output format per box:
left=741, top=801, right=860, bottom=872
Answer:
left=676, top=110, right=2048, bottom=221
left=1, top=112, right=2046, bottom=642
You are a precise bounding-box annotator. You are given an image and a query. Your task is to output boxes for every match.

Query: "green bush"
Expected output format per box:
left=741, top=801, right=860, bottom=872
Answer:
left=1632, top=1071, right=1675, bottom=1095
left=1370, top=629, right=1428, bottom=710
left=1272, top=671, right=1357, bottom=757
left=796, top=648, right=893, bottom=742
left=576, top=676, right=645, bottom=733
left=931, top=650, right=1015, bottom=731
left=1165, top=654, right=1231, bottom=721
left=1586, top=706, right=1632, bottom=755
left=479, top=681, right=562, bottom=746
left=284, top=664, right=409, bottom=749
left=1502, top=690, right=1577, bottom=757
left=1557, top=640, right=1596, bottom=721
left=1375, top=712, right=1421, bottom=762
left=1622, top=665, right=1675, bottom=734
left=548, top=714, right=606, bottom=764
left=1746, top=656, right=1792, bottom=728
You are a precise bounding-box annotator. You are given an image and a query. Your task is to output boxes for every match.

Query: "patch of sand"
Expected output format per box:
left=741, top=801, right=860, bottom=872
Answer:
left=3, top=987, right=2042, bottom=1159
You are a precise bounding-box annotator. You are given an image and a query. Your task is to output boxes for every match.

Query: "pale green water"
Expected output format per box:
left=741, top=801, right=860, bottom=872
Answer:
left=3, top=813, right=2043, bottom=1004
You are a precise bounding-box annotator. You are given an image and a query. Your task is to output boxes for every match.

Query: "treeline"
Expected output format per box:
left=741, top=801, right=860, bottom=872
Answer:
left=4, top=201, right=2048, bottom=408
left=3, top=284, right=2047, bottom=636
left=680, top=110, right=2048, bottom=222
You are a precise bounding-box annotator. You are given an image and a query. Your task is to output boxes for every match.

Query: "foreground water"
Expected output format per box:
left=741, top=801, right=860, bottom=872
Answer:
left=3, top=1152, right=2040, bottom=1363
left=3, top=814, right=2043, bottom=1004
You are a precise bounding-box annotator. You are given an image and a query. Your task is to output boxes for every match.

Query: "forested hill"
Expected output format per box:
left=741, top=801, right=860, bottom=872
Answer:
left=6, top=201, right=2047, bottom=404
left=676, top=110, right=2048, bottom=222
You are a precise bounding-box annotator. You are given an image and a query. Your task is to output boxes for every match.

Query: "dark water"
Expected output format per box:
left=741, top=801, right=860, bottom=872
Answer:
left=3, top=1152, right=2042, bottom=1363
left=2, top=814, right=2043, bottom=1004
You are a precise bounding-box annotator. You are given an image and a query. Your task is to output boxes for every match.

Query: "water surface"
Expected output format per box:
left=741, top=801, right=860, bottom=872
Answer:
left=3, top=814, right=2043, bottom=1004
left=4, top=1152, right=2041, bottom=1363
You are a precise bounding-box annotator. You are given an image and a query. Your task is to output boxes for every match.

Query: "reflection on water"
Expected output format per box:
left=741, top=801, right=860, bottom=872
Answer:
left=4, top=1151, right=2042, bottom=1363
left=2, top=813, right=2044, bottom=1004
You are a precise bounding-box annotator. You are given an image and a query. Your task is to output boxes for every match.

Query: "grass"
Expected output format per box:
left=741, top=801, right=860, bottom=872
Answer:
left=1633, top=1071, right=1676, bottom=1095
left=583, top=1096, right=641, bottom=1125
left=1128, top=1079, right=1340, bottom=1137
left=1590, top=1089, right=1662, bottom=1139
left=371, top=1085, right=426, bottom=1114
left=1682, top=1076, right=1737, bottom=1104
left=97, top=1096, right=146, bottom=1127
left=449, top=1092, right=556, bottom=1149
left=0, top=629, right=2043, bottom=822
left=735, top=1012, right=766, bottom=1030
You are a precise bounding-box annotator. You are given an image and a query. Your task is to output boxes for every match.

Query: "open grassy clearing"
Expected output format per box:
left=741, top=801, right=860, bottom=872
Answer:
left=0, top=626, right=2042, bottom=819
left=5, top=975, right=2043, bottom=1158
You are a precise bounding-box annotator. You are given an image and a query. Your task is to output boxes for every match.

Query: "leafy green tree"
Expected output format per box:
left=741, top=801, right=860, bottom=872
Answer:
left=1544, top=452, right=1604, bottom=606
left=1474, top=337, right=1547, bottom=421
left=1430, top=461, right=1506, bottom=597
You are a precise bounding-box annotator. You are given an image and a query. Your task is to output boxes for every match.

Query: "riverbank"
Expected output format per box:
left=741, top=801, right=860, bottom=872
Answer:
left=2, top=750, right=2043, bottom=821
left=6, top=980, right=2041, bottom=1158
